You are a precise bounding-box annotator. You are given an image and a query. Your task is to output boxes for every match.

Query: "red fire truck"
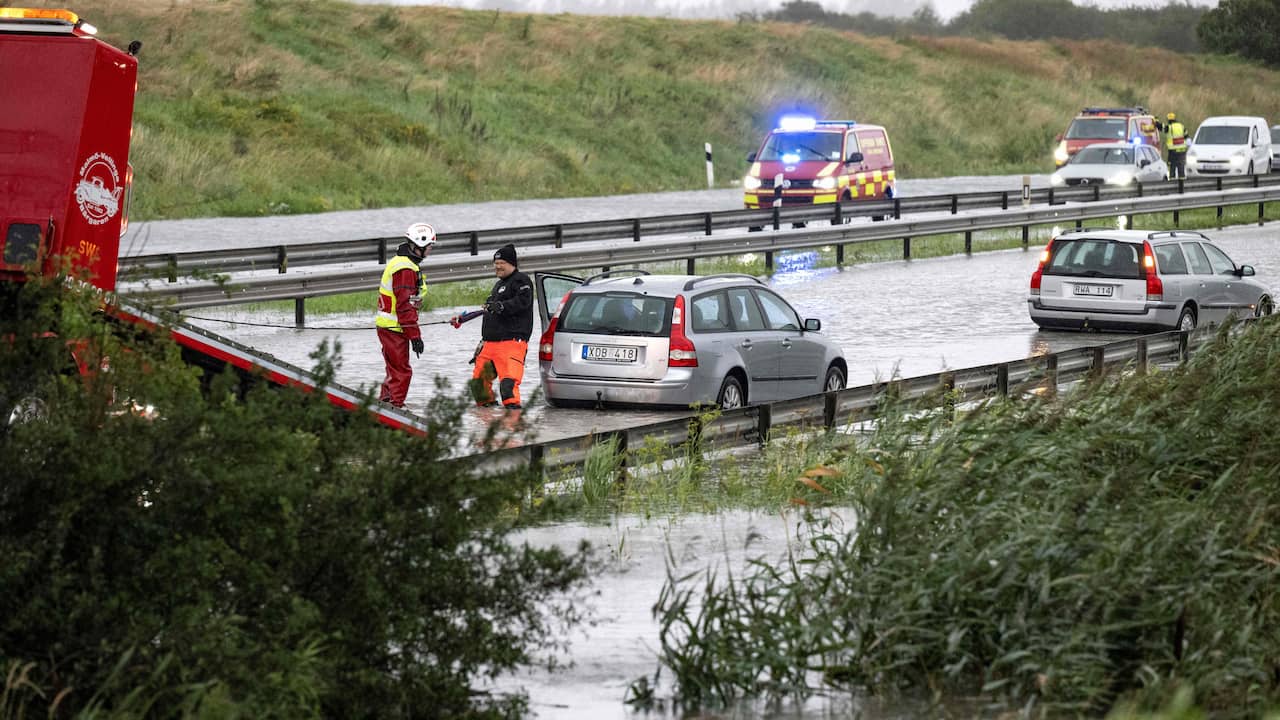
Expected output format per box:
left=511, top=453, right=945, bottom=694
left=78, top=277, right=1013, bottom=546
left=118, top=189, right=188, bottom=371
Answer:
left=0, top=8, right=427, bottom=434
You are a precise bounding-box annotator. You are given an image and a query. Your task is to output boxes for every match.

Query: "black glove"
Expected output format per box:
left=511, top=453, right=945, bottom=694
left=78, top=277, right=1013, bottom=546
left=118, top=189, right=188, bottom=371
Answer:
left=410, top=337, right=424, bottom=357
left=484, top=301, right=503, bottom=315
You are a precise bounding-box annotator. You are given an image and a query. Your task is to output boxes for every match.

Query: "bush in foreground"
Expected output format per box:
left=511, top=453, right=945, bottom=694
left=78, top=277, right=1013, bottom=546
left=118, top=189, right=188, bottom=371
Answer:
left=653, top=318, right=1280, bottom=717
left=0, top=280, right=591, bottom=718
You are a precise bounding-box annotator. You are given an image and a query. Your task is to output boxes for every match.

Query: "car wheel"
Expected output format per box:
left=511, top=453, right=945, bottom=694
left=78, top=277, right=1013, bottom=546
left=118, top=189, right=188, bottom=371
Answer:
left=823, top=365, right=846, bottom=393
left=1177, top=306, right=1197, bottom=331
left=1256, top=296, right=1274, bottom=318
left=716, top=375, right=745, bottom=410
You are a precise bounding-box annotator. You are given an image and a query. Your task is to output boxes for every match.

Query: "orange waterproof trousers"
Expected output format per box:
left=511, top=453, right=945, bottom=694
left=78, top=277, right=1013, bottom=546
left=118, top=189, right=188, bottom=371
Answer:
left=470, top=339, right=528, bottom=408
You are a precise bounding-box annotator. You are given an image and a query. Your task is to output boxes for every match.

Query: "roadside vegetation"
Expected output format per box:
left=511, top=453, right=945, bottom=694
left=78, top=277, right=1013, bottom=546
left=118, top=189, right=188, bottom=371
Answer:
left=0, top=278, right=592, bottom=718
left=39, top=0, right=1280, bottom=221
left=633, top=315, right=1280, bottom=717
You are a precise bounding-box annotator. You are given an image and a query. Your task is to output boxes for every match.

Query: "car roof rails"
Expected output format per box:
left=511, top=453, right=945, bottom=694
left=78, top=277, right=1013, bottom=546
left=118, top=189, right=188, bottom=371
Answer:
left=1058, top=226, right=1118, bottom=234
left=583, top=269, right=650, bottom=286
left=682, top=273, right=766, bottom=291
left=1146, top=230, right=1210, bottom=241
left=1080, top=106, right=1147, bottom=116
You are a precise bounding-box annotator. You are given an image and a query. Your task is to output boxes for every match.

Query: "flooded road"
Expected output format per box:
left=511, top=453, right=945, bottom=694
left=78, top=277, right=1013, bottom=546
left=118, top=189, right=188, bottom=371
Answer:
left=140, top=187, right=1280, bottom=718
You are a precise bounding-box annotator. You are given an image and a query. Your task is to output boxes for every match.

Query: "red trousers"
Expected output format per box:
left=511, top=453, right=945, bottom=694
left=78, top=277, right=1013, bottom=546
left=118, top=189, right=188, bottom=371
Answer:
left=378, top=328, right=413, bottom=407
left=471, top=339, right=527, bottom=408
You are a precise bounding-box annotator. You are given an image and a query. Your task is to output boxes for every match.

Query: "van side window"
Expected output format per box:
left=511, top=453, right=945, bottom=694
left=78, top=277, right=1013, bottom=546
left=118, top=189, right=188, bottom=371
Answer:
left=855, top=130, right=891, bottom=166
left=1201, top=243, right=1237, bottom=275
left=844, top=132, right=860, bottom=157
left=726, top=288, right=766, bottom=332
left=1182, top=242, right=1214, bottom=275
left=1153, top=244, right=1188, bottom=275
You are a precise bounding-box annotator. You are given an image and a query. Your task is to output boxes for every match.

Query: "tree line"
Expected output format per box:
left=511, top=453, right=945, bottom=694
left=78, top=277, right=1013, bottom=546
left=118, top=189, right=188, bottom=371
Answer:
left=758, top=0, right=1278, bottom=67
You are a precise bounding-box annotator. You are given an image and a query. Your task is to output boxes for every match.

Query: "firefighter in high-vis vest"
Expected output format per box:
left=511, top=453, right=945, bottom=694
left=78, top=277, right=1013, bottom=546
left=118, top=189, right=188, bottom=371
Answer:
left=1157, top=111, right=1189, bottom=180
left=375, top=222, right=435, bottom=407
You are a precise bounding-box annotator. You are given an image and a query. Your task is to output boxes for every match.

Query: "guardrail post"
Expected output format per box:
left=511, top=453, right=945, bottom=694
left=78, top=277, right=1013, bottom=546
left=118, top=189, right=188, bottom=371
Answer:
left=964, top=231, right=972, bottom=254
left=378, top=238, right=388, bottom=264
left=1048, top=188, right=1055, bottom=205
left=529, top=443, right=544, bottom=474
left=704, top=213, right=712, bottom=236
left=1136, top=182, right=1143, bottom=198
left=294, top=298, right=305, bottom=328
left=554, top=225, right=564, bottom=249
left=1217, top=203, right=1224, bottom=228
left=1022, top=225, right=1029, bottom=248
left=755, top=404, right=771, bottom=447
left=1178, top=330, right=1190, bottom=364
left=996, top=364, right=1009, bottom=397
left=772, top=206, right=781, bottom=231
left=941, top=372, right=956, bottom=419
left=1177, top=178, right=1185, bottom=194
left=632, top=219, right=641, bottom=243
left=1136, top=337, right=1148, bottom=375
left=950, top=195, right=958, bottom=214
left=1001, top=191, right=1008, bottom=210
left=824, top=390, right=838, bottom=429
left=167, top=254, right=177, bottom=283
left=686, top=258, right=695, bottom=275
left=832, top=201, right=843, bottom=226
left=614, top=430, right=629, bottom=484
left=836, top=244, right=845, bottom=266
left=893, top=197, right=901, bottom=220
left=1093, top=185, right=1100, bottom=202
left=765, top=251, right=773, bottom=272
left=1260, top=201, right=1266, bottom=225
left=469, top=231, right=479, bottom=256
left=1173, top=209, right=1180, bottom=227
left=903, top=237, right=911, bottom=259
left=1091, top=346, right=1105, bottom=380
left=1044, top=354, right=1058, bottom=398
left=277, top=246, right=288, bottom=274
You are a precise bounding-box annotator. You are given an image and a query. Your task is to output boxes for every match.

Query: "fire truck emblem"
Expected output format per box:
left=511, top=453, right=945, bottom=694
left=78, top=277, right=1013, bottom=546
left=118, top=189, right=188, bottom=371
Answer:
left=75, top=152, right=122, bottom=225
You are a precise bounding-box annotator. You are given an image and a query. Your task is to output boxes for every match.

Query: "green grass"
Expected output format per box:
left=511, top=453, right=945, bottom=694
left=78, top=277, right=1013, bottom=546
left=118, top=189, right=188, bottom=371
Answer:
left=44, top=0, right=1280, bottom=221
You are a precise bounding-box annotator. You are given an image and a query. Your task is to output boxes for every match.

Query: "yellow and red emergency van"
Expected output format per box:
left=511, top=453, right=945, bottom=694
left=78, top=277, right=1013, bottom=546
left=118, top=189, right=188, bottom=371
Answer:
left=1053, top=106, right=1160, bottom=168
left=743, top=116, right=895, bottom=209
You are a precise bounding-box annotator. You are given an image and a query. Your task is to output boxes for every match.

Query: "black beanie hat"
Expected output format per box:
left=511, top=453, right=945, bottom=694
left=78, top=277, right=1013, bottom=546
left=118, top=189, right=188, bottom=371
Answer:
left=494, top=243, right=517, bottom=267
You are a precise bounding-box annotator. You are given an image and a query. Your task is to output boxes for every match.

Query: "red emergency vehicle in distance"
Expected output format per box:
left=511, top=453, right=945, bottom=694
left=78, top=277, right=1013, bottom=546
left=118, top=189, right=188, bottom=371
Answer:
left=743, top=115, right=896, bottom=209
left=0, top=7, right=136, bottom=292
left=1053, top=106, right=1160, bottom=168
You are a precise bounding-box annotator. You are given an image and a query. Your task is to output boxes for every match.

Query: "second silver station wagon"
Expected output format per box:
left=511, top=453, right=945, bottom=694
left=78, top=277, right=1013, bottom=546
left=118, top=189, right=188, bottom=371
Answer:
left=535, top=271, right=847, bottom=409
left=1028, top=229, right=1274, bottom=332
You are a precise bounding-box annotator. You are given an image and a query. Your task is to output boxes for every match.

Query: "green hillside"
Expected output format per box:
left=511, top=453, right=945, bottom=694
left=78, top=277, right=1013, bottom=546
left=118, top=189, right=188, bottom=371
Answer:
left=53, top=0, right=1280, bottom=220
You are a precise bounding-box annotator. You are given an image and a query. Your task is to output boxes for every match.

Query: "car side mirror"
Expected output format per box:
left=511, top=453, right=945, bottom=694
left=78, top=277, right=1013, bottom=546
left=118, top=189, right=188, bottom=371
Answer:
left=746, top=151, right=757, bottom=163
left=844, top=152, right=864, bottom=164
left=1237, top=264, right=1255, bottom=277
left=803, top=318, right=821, bottom=332
left=1138, top=159, right=1150, bottom=168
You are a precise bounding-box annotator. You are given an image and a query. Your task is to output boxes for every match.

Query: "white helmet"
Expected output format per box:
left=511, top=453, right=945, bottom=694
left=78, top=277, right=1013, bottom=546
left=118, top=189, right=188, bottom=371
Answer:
left=405, top=222, right=436, bottom=249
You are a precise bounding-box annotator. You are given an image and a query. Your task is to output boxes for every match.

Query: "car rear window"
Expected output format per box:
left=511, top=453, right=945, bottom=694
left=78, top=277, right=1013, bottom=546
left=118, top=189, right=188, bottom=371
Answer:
left=1045, top=239, right=1143, bottom=279
left=1066, top=118, right=1128, bottom=140
left=558, top=293, right=671, bottom=336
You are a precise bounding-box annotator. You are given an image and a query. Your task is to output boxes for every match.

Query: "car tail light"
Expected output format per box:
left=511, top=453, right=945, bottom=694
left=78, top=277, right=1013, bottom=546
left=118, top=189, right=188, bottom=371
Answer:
left=537, top=316, right=558, bottom=361
left=669, top=294, right=698, bottom=367
left=1142, top=241, right=1163, bottom=301
left=1030, top=239, right=1054, bottom=296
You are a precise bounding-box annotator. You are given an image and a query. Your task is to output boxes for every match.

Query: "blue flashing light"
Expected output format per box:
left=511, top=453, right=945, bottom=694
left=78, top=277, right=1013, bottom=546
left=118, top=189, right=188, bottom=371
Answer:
left=778, top=114, right=817, bottom=132
left=1129, top=135, right=1142, bottom=145
left=776, top=251, right=818, bottom=273
left=781, top=152, right=801, bottom=164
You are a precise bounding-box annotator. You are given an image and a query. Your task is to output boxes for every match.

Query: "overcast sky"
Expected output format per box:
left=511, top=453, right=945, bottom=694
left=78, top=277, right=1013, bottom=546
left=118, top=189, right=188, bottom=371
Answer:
left=353, top=0, right=1219, bottom=22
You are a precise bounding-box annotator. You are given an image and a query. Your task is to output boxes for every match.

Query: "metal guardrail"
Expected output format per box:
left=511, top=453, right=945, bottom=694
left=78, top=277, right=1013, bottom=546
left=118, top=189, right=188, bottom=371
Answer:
left=120, top=183, right=1280, bottom=310
left=120, top=174, right=1280, bottom=280
left=456, top=324, right=1224, bottom=475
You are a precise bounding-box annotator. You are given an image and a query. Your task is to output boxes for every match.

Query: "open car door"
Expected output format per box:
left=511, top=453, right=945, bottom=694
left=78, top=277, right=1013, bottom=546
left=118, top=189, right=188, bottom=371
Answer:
left=534, top=272, right=584, bottom=332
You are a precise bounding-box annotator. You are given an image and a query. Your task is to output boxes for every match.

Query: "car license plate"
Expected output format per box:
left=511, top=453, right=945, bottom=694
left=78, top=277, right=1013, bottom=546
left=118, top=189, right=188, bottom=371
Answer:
left=582, top=344, right=638, bottom=363
left=1074, top=284, right=1114, bottom=297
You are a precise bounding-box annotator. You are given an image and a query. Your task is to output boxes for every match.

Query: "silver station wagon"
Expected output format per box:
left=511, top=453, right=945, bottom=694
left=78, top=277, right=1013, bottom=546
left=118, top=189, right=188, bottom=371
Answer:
left=535, top=271, right=847, bottom=409
left=1028, top=229, right=1274, bottom=332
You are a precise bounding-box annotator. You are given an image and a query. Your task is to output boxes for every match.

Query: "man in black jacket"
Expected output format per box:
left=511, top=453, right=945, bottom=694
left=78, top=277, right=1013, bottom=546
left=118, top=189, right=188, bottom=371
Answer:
left=455, top=243, right=533, bottom=409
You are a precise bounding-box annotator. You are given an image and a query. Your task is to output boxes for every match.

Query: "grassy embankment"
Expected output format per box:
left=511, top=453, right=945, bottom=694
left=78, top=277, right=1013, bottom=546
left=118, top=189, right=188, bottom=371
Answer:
left=70, top=0, right=1280, bottom=223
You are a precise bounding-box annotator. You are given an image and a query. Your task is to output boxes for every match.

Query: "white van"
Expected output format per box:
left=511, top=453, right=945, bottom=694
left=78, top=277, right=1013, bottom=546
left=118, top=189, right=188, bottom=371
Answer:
left=1187, top=116, right=1272, bottom=176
